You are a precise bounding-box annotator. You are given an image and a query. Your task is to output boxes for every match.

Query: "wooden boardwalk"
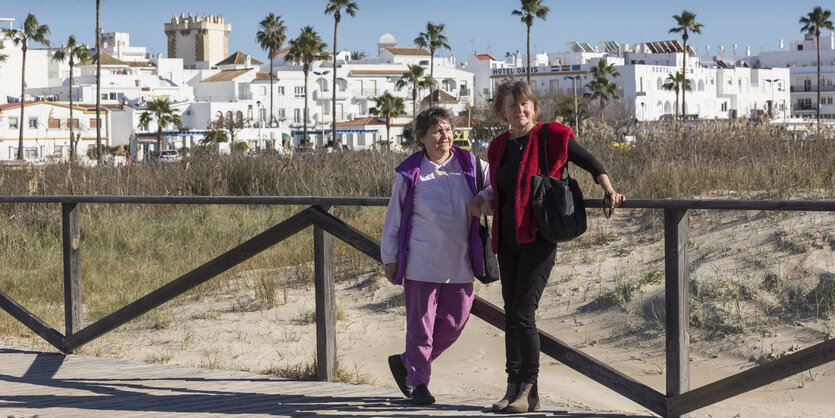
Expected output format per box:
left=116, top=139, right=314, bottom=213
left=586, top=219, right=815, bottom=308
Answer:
left=0, top=346, right=646, bottom=417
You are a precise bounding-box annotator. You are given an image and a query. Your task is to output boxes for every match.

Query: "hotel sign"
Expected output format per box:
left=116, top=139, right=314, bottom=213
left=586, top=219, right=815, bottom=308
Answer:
left=491, top=64, right=583, bottom=77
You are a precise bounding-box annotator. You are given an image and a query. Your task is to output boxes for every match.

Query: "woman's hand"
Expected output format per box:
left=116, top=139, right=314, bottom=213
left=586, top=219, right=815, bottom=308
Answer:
left=604, top=190, right=625, bottom=209
left=467, top=194, right=493, bottom=217
left=384, top=263, right=398, bottom=284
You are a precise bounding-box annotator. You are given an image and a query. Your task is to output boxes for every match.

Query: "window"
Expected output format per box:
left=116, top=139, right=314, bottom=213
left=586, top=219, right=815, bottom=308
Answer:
left=277, top=108, right=286, bottom=119
left=66, top=119, right=79, bottom=129
left=24, top=147, right=39, bottom=159
left=277, top=86, right=285, bottom=95
left=9, top=117, right=18, bottom=129
left=29, top=118, right=38, bottom=128
left=48, top=118, right=60, bottom=129
left=109, top=92, right=118, bottom=100
left=90, top=118, right=98, bottom=128
left=101, top=93, right=107, bottom=100
left=721, top=102, right=728, bottom=112
left=293, top=108, right=301, bottom=123
left=294, top=86, right=305, bottom=97
left=53, top=145, right=65, bottom=156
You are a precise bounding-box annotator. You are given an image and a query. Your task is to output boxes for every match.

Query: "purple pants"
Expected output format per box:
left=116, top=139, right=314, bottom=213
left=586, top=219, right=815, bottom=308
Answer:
left=400, top=279, right=475, bottom=387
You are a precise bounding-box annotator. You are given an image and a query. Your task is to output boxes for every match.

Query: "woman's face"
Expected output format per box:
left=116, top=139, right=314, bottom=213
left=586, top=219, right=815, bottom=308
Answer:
left=502, top=94, right=535, bottom=131
left=420, top=120, right=453, bottom=159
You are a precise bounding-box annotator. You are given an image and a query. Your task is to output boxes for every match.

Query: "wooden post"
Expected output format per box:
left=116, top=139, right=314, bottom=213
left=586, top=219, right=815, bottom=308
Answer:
left=665, top=209, right=689, bottom=417
left=62, top=203, right=82, bottom=343
left=314, top=206, right=336, bottom=381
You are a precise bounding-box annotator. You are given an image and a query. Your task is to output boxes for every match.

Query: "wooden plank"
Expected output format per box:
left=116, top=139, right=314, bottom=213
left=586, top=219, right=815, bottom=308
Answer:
left=314, top=206, right=337, bottom=382
left=0, top=195, right=832, bottom=212
left=665, top=208, right=689, bottom=418
left=308, top=206, right=382, bottom=263
left=0, top=195, right=390, bottom=207
left=64, top=208, right=314, bottom=351
left=62, top=203, right=82, bottom=343
left=470, top=297, right=667, bottom=416
left=667, top=338, right=835, bottom=417
left=0, top=291, right=65, bottom=351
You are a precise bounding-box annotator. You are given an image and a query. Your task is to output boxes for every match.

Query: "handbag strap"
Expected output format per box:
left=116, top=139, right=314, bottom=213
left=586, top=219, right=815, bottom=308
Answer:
left=474, top=153, right=489, bottom=227
left=537, top=122, right=570, bottom=180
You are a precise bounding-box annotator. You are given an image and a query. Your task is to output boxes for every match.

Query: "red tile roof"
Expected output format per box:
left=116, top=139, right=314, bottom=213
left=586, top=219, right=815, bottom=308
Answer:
left=475, top=54, right=495, bottom=61
left=349, top=69, right=408, bottom=75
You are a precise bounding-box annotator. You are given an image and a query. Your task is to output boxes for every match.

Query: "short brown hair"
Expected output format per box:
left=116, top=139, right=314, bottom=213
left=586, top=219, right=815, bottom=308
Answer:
left=491, top=80, right=541, bottom=124
left=414, top=106, right=453, bottom=142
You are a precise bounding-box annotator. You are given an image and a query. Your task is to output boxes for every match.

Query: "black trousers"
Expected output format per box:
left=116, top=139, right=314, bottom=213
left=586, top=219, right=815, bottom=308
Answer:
left=497, top=235, right=557, bottom=384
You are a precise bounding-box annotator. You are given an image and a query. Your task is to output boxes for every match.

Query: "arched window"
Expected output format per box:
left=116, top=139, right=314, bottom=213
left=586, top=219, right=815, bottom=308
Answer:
left=235, top=111, right=244, bottom=123
left=225, top=111, right=233, bottom=120
left=657, top=101, right=663, bottom=113
left=657, top=77, right=664, bottom=90
left=664, top=101, right=672, bottom=114
left=698, top=79, right=705, bottom=91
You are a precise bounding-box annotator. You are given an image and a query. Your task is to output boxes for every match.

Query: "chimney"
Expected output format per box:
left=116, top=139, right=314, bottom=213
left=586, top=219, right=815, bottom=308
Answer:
left=705, top=45, right=710, bottom=56
left=779, top=39, right=784, bottom=51
left=733, top=44, right=738, bottom=56
left=719, top=45, right=724, bottom=56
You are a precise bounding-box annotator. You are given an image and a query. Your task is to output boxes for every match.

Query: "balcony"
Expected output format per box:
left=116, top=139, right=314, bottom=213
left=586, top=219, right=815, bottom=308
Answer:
left=314, top=89, right=351, bottom=101
left=459, top=87, right=471, bottom=97
left=793, top=103, right=817, bottom=111
left=791, top=85, right=835, bottom=93
left=350, top=89, right=377, bottom=99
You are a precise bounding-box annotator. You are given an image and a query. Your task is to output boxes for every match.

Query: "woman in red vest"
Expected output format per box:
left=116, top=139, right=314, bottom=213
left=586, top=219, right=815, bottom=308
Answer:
left=480, top=81, right=625, bottom=413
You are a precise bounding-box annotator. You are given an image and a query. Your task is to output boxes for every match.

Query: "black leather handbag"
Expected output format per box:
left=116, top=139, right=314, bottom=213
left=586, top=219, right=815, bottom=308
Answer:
left=474, top=157, right=500, bottom=284
left=530, top=123, right=587, bottom=243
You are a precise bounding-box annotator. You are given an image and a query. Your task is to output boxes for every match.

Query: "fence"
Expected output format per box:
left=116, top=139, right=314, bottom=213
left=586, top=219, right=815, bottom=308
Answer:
left=0, top=195, right=833, bottom=417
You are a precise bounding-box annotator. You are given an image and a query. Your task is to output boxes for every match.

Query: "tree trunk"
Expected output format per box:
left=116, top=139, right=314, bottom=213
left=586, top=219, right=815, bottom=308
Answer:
left=156, top=126, right=162, bottom=152
left=526, top=23, right=531, bottom=85
left=412, top=87, right=417, bottom=120
left=386, top=117, right=391, bottom=149
left=675, top=90, right=680, bottom=120
left=681, top=33, right=687, bottom=122
left=332, top=18, right=339, bottom=147
left=816, top=31, right=821, bottom=128
left=17, top=46, right=26, bottom=160
left=69, top=62, right=75, bottom=161
left=429, top=49, right=435, bottom=107
left=303, top=70, right=309, bottom=147
left=96, top=0, right=102, bottom=163
left=600, top=97, right=605, bottom=123
left=269, top=55, right=274, bottom=126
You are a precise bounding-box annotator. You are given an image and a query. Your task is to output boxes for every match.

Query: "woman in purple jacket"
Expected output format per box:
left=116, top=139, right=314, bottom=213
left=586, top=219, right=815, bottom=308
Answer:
left=381, top=106, right=492, bottom=405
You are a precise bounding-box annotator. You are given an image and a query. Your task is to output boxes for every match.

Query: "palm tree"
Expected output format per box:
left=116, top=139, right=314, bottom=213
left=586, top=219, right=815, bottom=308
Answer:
left=350, top=50, right=365, bottom=61
left=511, top=0, right=549, bottom=85
left=95, top=0, right=103, bottom=162
left=662, top=72, right=692, bottom=120
left=414, top=22, right=450, bottom=106
left=586, top=59, right=621, bottom=123
left=256, top=13, right=287, bottom=127
left=325, top=0, right=358, bottom=146
left=669, top=10, right=703, bottom=122
left=396, top=64, right=435, bottom=120
left=370, top=92, right=406, bottom=149
left=286, top=26, right=329, bottom=147
left=52, top=35, right=90, bottom=161
left=1, top=14, right=50, bottom=160
left=800, top=6, right=834, bottom=127
left=138, top=97, right=183, bottom=153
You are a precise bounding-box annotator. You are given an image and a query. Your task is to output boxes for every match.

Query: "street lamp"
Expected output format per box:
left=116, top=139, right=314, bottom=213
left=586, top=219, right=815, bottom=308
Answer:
left=313, top=70, right=330, bottom=148
left=565, top=75, right=581, bottom=135
left=765, top=78, right=781, bottom=120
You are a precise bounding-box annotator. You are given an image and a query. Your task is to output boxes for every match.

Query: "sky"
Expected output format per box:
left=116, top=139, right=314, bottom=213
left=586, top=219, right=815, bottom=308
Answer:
left=2, top=0, right=832, bottom=64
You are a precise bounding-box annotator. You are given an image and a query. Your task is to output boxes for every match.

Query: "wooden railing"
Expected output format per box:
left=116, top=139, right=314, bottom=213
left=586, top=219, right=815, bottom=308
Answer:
left=0, top=195, right=833, bottom=417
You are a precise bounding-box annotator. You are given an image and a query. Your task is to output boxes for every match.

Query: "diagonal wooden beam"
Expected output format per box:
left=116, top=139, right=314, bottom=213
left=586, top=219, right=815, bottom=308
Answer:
left=0, top=290, right=65, bottom=352
left=64, top=208, right=314, bottom=351
left=667, top=338, right=835, bottom=417
left=308, top=206, right=382, bottom=263
left=471, top=297, right=667, bottom=417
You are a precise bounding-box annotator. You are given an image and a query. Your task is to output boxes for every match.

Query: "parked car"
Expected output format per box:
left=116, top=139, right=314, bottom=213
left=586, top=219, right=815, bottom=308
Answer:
left=150, top=150, right=182, bottom=162
left=452, top=139, right=472, bottom=150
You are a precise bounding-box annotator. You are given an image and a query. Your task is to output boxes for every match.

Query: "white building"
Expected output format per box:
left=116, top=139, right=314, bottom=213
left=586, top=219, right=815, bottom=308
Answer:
left=0, top=101, right=109, bottom=161
left=101, top=32, right=147, bottom=63
left=467, top=39, right=790, bottom=123
left=0, top=19, right=52, bottom=105
left=749, top=33, right=835, bottom=120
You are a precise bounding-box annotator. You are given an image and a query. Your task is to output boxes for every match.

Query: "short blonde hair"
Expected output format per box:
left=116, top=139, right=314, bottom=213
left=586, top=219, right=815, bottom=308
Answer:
left=491, top=80, right=541, bottom=124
